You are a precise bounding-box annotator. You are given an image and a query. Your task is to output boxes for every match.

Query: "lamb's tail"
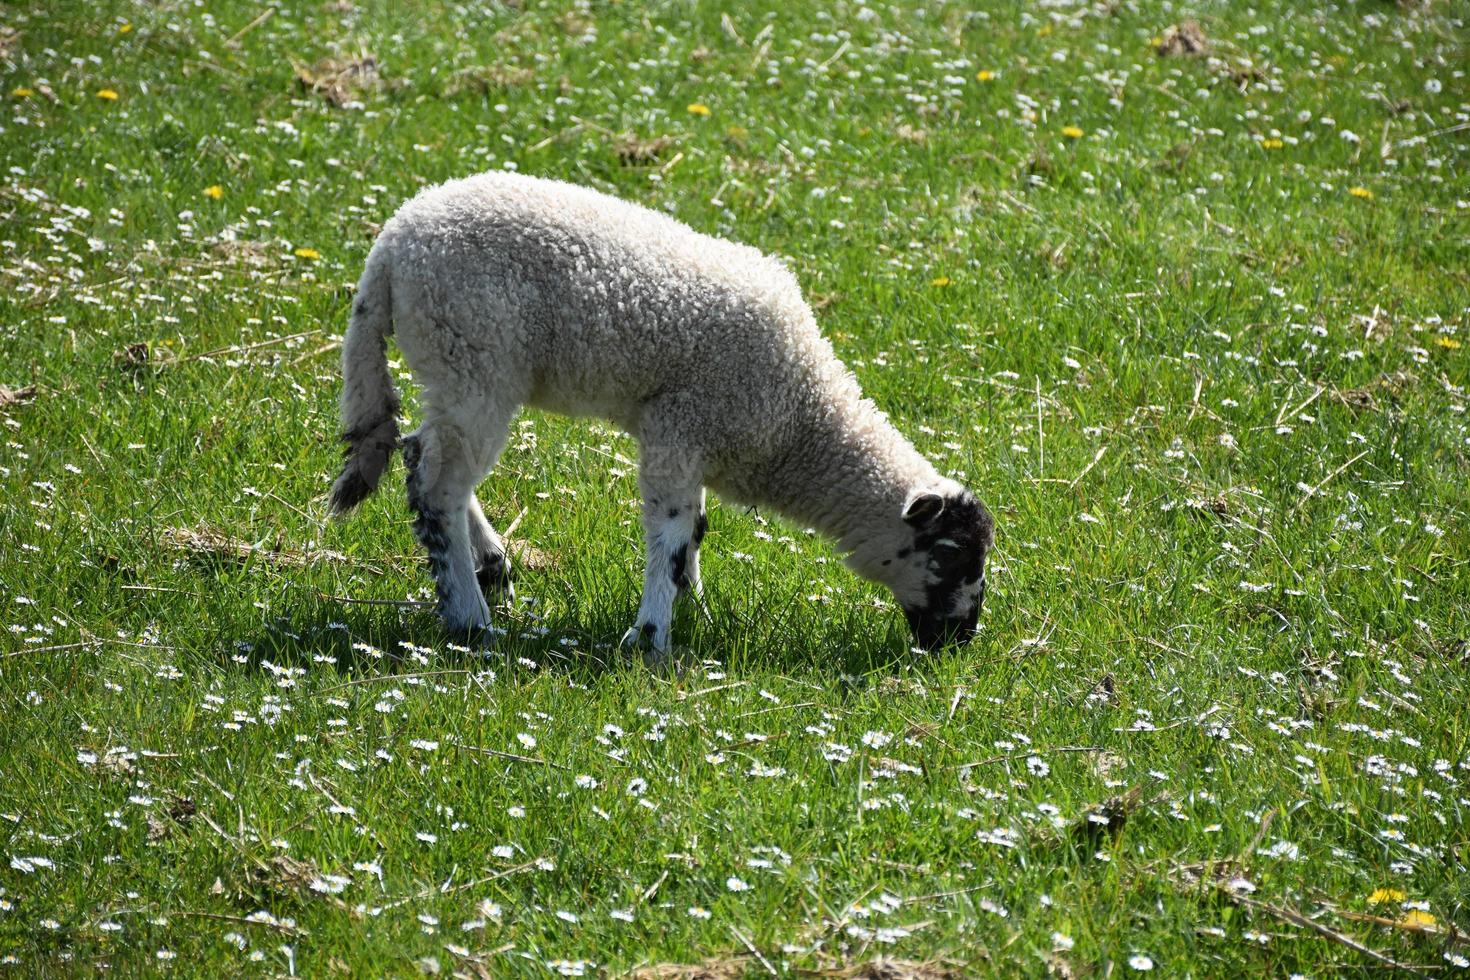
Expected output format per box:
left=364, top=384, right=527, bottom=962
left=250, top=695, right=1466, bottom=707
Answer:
left=328, top=249, right=401, bottom=514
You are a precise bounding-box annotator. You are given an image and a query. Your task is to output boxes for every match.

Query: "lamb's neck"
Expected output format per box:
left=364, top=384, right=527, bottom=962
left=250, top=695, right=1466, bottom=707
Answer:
left=759, top=400, right=938, bottom=548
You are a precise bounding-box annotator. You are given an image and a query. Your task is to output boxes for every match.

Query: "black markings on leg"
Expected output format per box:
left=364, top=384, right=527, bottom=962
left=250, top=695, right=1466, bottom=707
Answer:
left=670, top=542, right=690, bottom=591
left=476, top=549, right=511, bottom=596
left=669, top=511, right=706, bottom=593
left=641, top=622, right=657, bottom=639
left=668, top=511, right=707, bottom=594
left=404, top=436, right=464, bottom=622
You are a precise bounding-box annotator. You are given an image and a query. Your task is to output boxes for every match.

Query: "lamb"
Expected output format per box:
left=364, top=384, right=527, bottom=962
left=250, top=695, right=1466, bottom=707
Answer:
left=329, top=171, right=994, bottom=653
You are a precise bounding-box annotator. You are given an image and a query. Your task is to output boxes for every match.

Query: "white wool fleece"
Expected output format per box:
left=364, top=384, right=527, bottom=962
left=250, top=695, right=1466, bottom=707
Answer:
left=331, top=171, right=991, bottom=653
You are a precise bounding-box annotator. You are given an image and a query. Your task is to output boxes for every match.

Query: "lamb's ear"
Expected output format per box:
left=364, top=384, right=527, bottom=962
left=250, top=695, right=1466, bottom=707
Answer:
left=902, top=491, right=946, bottom=527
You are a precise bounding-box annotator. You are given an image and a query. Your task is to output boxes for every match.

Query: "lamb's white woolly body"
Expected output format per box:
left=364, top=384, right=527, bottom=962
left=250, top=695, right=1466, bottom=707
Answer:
left=332, top=171, right=993, bottom=652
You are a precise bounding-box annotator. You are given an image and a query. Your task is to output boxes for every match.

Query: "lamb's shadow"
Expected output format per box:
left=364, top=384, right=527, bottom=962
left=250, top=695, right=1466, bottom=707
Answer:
left=229, top=580, right=932, bottom=684
left=233, top=596, right=638, bottom=685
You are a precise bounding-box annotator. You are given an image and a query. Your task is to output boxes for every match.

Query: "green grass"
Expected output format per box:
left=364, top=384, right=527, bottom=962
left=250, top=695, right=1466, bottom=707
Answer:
left=2, top=0, right=1468, bottom=975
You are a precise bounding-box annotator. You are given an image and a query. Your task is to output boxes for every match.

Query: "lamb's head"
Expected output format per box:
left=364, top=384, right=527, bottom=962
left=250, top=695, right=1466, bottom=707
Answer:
left=850, top=485, right=995, bottom=651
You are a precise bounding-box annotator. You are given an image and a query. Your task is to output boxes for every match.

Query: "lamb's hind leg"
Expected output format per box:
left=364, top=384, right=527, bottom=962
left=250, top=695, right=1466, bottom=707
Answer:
left=404, top=407, right=512, bottom=634
left=468, top=496, right=514, bottom=605
left=621, top=457, right=705, bottom=654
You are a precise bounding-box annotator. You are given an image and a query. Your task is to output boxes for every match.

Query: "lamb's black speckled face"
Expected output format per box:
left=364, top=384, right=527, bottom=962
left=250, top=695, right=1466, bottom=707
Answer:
left=895, top=490, right=994, bottom=651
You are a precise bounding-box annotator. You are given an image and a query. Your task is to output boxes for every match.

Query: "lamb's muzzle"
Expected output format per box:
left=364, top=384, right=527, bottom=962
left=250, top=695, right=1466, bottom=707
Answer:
left=894, top=489, right=994, bottom=651
left=328, top=171, right=995, bottom=654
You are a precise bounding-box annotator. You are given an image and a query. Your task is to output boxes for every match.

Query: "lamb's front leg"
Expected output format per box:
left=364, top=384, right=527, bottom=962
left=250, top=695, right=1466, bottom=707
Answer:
left=621, top=483, right=706, bottom=654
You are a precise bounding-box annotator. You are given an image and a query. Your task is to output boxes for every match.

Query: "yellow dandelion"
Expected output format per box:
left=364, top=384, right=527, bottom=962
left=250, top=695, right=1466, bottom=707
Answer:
left=1149, top=35, right=1163, bottom=48
left=975, top=70, right=995, bottom=82
left=96, top=88, right=120, bottom=101
left=1399, top=910, right=1437, bottom=929
left=1435, top=336, right=1462, bottom=350
left=203, top=185, right=224, bottom=200
left=1038, top=24, right=1053, bottom=37
left=1349, top=186, right=1373, bottom=199
left=294, top=247, right=321, bottom=260
left=1260, top=138, right=1283, bottom=150
left=1062, top=125, right=1084, bottom=139
left=930, top=276, right=952, bottom=287
left=118, top=23, right=133, bottom=34
left=1368, top=888, right=1405, bottom=906
left=686, top=102, right=711, bottom=117
left=10, top=87, right=34, bottom=98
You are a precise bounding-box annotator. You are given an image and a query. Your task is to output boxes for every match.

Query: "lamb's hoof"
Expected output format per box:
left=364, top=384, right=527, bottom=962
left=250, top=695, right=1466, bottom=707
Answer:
left=642, top=644, right=694, bottom=678
left=475, top=555, right=515, bottom=607
left=441, top=619, right=493, bottom=644
left=620, top=622, right=662, bottom=652
left=439, top=597, right=492, bottom=639
left=480, top=579, right=516, bottom=609
left=619, top=623, right=691, bottom=675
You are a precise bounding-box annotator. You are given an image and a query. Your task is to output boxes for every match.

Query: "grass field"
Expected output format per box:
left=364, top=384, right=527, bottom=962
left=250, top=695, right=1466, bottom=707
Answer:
left=2, top=0, right=1468, bottom=975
